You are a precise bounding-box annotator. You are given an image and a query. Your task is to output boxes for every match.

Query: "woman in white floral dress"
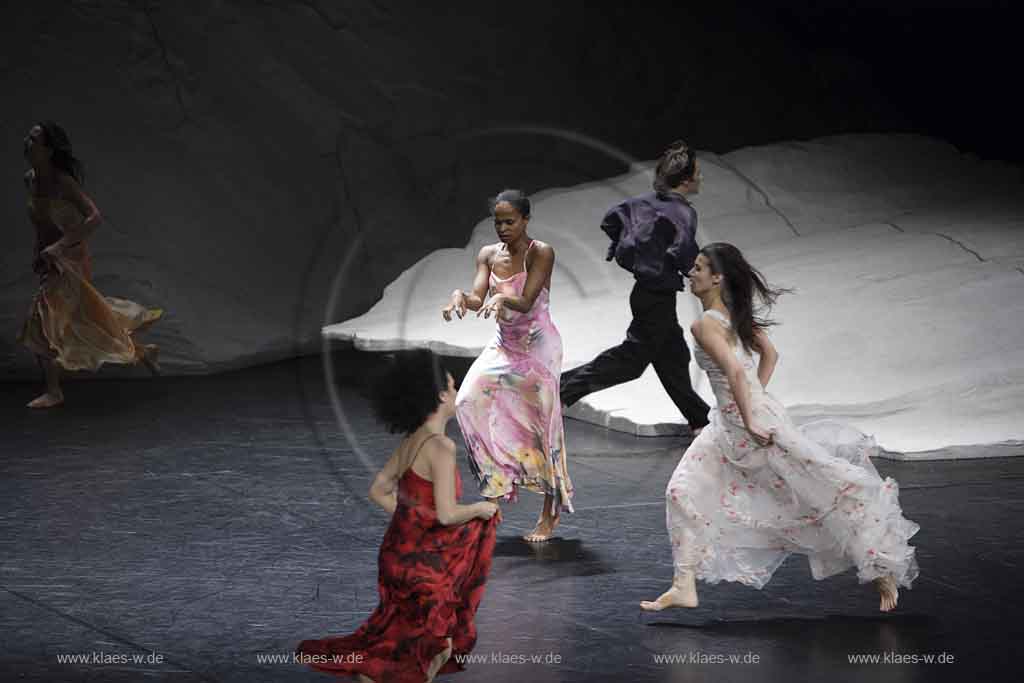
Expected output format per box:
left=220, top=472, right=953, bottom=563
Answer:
left=641, top=243, right=919, bottom=613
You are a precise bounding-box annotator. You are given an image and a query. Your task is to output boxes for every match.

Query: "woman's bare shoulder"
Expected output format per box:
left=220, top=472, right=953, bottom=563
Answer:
left=530, top=239, right=554, bottom=254
left=421, top=434, right=456, bottom=460
left=477, top=243, right=500, bottom=263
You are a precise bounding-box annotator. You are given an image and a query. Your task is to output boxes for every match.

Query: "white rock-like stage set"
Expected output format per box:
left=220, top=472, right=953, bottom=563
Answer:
left=325, top=134, right=1024, bottom=460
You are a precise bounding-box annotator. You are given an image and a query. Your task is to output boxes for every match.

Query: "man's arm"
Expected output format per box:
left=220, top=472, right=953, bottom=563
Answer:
left=667, top=205, right=699, bottom=274
left=600, top=204, right=627, bottom=261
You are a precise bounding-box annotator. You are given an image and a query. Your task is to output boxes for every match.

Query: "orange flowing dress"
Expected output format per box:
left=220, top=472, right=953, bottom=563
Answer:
left=18, top=194, right=162, bottom=371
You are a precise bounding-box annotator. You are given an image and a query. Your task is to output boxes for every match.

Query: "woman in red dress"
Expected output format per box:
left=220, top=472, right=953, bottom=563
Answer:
left=297, top=349, right=501, bottom=682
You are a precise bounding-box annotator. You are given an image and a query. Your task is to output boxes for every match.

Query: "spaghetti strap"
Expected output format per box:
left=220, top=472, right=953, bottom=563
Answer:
left=523, top=239, right=535, bottom=273
left=401, top=432, right=444, bottom=479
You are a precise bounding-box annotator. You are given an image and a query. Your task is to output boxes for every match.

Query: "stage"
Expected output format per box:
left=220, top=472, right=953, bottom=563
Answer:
left=1, top=349, right=1017, bottom=682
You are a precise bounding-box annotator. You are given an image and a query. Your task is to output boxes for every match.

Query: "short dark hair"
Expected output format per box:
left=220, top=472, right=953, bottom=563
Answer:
left=368, top=349, right=450, bottom=434
left=489, top=188, right=531, bottom=217
left=653, top=140, right=695, bottom=193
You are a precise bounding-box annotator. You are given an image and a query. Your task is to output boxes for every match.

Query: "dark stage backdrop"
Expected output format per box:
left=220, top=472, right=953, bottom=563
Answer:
left=1, top=0, right=1017, bottom=377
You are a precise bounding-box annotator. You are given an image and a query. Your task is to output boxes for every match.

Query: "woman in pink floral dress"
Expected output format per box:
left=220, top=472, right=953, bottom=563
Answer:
left=442, top=189, right=573, bottom=542
left=641, top=243, right=919, bottom=613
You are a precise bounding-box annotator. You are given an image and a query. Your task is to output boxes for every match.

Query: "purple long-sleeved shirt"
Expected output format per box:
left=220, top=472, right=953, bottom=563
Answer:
left=601, top=191, right=699, bottom=291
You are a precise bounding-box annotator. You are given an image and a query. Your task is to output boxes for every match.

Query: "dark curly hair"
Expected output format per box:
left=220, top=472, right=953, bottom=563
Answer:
left=368, top=349, right=452, bottom=434
left=653, top=139, right=695, bottom=193
left=700, top=242, right=792, bottom=353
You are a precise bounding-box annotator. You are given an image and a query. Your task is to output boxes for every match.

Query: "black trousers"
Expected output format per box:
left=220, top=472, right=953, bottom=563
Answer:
left=560, top=282, right=711, bottom=429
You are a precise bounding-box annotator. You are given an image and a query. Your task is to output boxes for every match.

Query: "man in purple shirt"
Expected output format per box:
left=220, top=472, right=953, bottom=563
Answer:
left=560, top=140, right=711, bottom=434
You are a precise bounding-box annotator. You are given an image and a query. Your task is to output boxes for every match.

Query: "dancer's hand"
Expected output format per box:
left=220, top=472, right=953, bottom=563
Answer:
left=477, top=294, right=507, bottom=320
left=41, top=242, right=64, bottom=263
left=442, top=290, right=467, bottom=321
left=748, top=424, right=774, bottom=447
left=476, top=501, right=500, bottom=521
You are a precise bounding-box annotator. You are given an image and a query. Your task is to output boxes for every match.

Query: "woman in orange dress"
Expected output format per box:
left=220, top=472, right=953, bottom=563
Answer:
left=18, top=121, right=162, bottom=408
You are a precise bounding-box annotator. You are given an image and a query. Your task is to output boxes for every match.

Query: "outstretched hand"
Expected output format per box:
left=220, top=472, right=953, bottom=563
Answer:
left=477, top=294, right=507, bottom=320
left=442, top=291, right=467, bottom=321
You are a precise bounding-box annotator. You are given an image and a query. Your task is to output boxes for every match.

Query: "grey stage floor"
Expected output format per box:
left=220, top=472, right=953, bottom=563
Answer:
left=1, top=350, right=1021, bottom=682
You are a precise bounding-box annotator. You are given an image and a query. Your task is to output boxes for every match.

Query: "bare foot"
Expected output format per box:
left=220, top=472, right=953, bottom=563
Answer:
left=640, top=573, right=699, bottom=611
left=140, top=345, right=161, bottom=376
left=523, top=513, right=560, bottom=543
left=875, top=575, right=899, bottom=612
left=425, top=637, right=452, bottom=683
left=27, top=392, right=64, bottom=409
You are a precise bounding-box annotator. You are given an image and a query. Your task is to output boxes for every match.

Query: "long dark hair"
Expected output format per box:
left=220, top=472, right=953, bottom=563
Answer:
left=37, top=121, right=85, bottom=184
left=653, top=140, right=696, bottom=193
left=701, top=242, right=792, bottom=353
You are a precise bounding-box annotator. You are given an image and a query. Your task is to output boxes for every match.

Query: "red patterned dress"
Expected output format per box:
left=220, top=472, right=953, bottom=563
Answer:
left=297, top=456, right=498, bottom=681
